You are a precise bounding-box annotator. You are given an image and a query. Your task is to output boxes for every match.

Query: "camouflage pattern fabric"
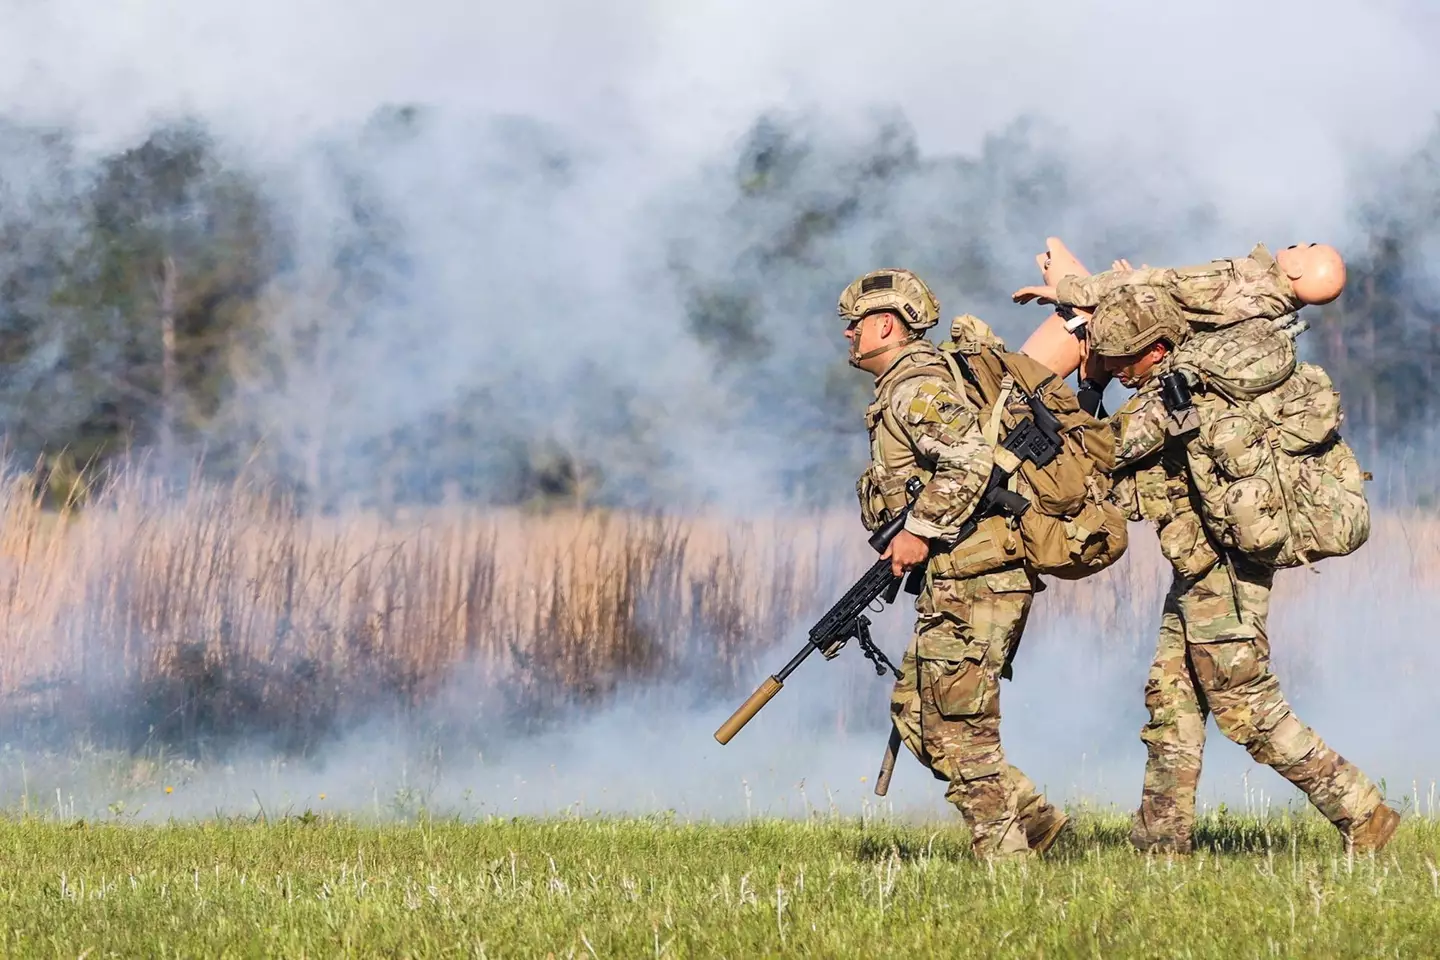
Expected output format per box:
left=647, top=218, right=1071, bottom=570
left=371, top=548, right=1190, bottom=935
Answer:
left=1056, top=243, right=1301, bottom=328
left=858, top=336, right=1058, bottom=858
left=889, top=569, right=1062, bottom=858
left=1109, top=384, right=1170, bottom=471
left=837, top=268, right=942, bottom=331
left=857, top=341, right=995, bottom=543
left=1094, top=257, right=1385, bottom=851
left=1088, top=284, right=1190, bottom=357
left=1108, top=388, right=1222, bottom=579
left=1173, top=318, right=1295, bottom=402
left=1134, top=558, right=1384, bottom=852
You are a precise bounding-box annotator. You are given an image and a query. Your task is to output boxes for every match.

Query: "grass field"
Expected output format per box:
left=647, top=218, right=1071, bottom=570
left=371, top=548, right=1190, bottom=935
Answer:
left=0, top=812, right=1437, bottom=957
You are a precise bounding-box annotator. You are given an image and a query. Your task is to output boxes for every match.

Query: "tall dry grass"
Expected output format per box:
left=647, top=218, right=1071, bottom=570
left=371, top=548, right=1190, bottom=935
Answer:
left=0, top=470, right=1433, bottom=755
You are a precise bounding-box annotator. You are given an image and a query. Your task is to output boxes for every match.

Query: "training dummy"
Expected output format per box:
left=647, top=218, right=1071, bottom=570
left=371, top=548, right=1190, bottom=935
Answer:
left=1014, top=240, right=1346, bottom=332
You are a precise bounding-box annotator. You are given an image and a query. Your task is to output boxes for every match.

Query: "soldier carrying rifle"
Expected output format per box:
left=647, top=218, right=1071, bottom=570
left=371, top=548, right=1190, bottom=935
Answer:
left=717, top=267, right=1126, bottom=860
left=835, top=269, right=1124, bottom=859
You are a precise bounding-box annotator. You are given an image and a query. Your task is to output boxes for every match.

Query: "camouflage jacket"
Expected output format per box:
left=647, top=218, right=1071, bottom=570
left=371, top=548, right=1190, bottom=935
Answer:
left=1107, top=380, right=1222, bottom=580
left=857, top=340, right=994, bottom=544
left=1056, top=243, right=1301, bottom=328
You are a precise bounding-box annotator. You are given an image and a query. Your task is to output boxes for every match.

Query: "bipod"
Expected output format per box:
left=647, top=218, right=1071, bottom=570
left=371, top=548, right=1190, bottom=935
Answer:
left=854, top=615, right=901, bottom=679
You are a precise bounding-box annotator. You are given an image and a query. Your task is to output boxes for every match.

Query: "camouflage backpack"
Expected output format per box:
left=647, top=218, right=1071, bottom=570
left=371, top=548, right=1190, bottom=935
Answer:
left=1171, top=318, right=1370, bottom=568
left=929, top=315, right=1129, bottom=581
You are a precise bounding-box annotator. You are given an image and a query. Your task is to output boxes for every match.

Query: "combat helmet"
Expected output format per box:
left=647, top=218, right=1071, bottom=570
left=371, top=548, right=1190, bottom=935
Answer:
left=837, top=268, right=940, bottom=332
left=1088, top=282, right=1189, bottom=357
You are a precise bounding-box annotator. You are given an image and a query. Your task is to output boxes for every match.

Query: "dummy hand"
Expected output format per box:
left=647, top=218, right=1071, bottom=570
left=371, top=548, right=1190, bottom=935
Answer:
left=882, top=530, right=931, bottom=576
left=1012, top=284, right=1059, bottom=305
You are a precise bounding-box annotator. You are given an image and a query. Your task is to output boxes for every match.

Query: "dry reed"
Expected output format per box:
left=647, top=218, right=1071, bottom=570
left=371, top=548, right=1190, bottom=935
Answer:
left=0, top=470, right=1430, bottom=755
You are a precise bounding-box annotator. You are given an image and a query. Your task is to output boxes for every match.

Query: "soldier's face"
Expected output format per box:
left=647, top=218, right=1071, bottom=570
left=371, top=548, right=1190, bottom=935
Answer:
left=1100, top=342, right=1168, bottom=387
left=844, top=311, right=897, bottom=371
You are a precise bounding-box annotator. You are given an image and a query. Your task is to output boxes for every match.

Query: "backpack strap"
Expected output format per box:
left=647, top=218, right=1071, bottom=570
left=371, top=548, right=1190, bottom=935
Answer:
left=939, top=351, right=972, bottom=409
left=984, top=376, right=1013, bottom=448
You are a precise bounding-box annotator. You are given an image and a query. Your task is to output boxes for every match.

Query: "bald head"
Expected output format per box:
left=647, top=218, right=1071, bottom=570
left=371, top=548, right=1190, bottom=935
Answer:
left=1275, top=243, right=1346, bottom=305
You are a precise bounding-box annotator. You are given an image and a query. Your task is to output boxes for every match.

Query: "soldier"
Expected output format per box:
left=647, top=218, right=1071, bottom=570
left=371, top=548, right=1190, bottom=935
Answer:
left=1086, top=283, right=1399, bottom=856
left=838, top=268, right=1068, bottom=860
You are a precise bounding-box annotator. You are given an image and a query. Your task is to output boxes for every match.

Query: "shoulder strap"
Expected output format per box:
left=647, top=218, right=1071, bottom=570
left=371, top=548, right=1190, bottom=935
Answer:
left=984, top=376, right=1013, bottom=447
left=939, top=351, right=972, bottom=408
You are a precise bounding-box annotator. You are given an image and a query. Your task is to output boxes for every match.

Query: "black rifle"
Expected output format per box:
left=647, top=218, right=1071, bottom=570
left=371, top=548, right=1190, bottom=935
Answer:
left=950, top=386, right=1066, bottom=544
left=713, top=478, right=924, bottom=745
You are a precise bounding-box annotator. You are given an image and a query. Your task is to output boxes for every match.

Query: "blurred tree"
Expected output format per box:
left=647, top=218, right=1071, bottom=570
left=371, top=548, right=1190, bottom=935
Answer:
left=44, top=120, right=276, bottom=477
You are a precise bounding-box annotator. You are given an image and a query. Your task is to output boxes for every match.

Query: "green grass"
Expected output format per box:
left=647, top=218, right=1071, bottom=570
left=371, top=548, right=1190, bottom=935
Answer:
left=0, top=811, right=1437, bottom=958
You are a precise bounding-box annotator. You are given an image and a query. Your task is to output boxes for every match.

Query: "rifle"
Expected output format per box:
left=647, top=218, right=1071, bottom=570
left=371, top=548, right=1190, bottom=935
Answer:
left=713, top=477, right=924, bottom=745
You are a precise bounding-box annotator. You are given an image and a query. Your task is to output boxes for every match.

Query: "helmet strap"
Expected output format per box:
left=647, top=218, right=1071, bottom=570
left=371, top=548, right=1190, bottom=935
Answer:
left=849, top=332, right=921, bottom=368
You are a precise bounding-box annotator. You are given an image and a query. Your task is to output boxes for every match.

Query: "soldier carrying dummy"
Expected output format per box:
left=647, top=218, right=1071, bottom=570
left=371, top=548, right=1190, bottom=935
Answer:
left=1011, top=240, right=1400, bottom=856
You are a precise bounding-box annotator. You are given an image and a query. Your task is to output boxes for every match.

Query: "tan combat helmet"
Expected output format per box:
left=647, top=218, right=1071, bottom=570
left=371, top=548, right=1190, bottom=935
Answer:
left=1088, top=283, right=1189, bottom=358
left=837, top=268, right=940, bottom=332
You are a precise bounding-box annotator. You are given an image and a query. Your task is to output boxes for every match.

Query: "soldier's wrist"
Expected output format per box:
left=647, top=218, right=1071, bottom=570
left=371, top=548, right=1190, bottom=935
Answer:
left=1054, top=276, right=1085, bottom=306
left=903, top=514, right=948, bottom=542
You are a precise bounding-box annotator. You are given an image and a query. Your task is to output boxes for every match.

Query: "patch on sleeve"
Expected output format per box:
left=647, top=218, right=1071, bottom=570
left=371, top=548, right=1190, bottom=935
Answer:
left=902, top=381, right=968, bottom=426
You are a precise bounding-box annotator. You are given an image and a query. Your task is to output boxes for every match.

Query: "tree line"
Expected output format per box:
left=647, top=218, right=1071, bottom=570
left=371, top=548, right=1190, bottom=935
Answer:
left=1, top=108, right=1435, bottom=509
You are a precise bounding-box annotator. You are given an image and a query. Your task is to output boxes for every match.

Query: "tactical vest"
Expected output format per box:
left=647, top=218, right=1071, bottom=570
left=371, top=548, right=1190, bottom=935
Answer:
left=1162, top=319, right=1370, bottom=569
left=1111, top=388, right=1221, bottom=579
left=858, top=317, right=1128, bottom=582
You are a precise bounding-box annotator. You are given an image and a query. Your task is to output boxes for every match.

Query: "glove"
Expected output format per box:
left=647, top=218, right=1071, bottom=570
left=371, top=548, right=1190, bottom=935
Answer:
left=820, top=637, right=848, bottom=661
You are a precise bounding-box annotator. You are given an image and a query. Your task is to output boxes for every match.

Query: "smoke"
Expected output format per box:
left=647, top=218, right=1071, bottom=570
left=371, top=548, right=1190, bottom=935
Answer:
left=4, top=0, right=1439, bottom=507
left=0, top=0, right=1437, bottom=821
left=4, top=539, right=1437, bottom=824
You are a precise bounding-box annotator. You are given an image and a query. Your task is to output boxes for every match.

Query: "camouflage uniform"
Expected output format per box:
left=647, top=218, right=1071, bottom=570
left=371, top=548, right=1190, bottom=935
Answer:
left=1098, top=283, right=1391, bottom=854
left=860, top=336, right=1061, bottom=858
left=1055, top=243, right=1301, bottom=327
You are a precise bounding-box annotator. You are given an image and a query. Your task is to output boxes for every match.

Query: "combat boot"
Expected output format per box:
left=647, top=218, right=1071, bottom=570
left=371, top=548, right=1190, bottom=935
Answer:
left=1130, top=824, right=1192, bottom=856
left=1026, top=806, right=1070, bottom=856
left=1346, top=803, right=1400, bottom=855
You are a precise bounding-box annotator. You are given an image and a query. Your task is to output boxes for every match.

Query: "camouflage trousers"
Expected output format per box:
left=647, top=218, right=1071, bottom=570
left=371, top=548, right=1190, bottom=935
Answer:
left=890, top=568, right=1060, bottom=858
left=1136, top=557, right=1383, bottom=851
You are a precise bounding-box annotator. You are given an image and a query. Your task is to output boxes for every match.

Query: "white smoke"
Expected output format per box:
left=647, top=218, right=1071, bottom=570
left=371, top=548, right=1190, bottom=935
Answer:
left=0, top=0, right=1436, bottom=821
left=5, top=0, right=1438, bottom=506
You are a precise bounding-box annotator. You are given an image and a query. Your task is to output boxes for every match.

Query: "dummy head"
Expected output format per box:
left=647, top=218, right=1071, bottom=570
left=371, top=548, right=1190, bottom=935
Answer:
left=1274, top=243, right=1346, bottom=305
